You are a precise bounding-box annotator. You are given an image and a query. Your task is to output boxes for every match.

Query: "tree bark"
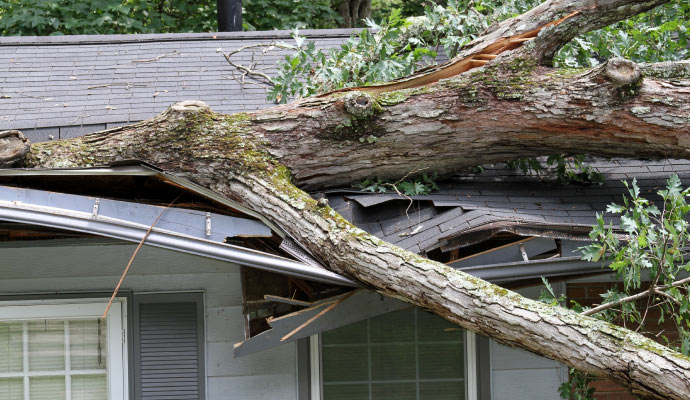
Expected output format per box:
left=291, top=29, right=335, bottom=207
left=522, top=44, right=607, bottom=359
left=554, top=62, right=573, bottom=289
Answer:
left=336, top=0, right=372, bottom=28
left=4, top=0, right=690, bottom=398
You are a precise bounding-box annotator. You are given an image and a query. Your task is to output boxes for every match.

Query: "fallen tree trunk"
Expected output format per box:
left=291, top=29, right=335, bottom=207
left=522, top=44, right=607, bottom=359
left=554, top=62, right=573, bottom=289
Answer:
left=3, top=0, right=690, bottom=398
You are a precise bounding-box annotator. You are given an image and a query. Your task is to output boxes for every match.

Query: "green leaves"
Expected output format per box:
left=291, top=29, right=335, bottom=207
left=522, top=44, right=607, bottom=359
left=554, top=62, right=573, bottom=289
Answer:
left=242, top=0, right=340, bottom=31
left=554, top=0, right=690, bottom=68
left=357, top=172, right=439, bottom=196
left=581, top=173, right=690, bottom=354
left=538, top=277, right=565, bottom=307
left=504, top=154, right=605, bottom=185
left=268, top=9, right=438, bottom=103
left=0, top=0, right=217, bottom=36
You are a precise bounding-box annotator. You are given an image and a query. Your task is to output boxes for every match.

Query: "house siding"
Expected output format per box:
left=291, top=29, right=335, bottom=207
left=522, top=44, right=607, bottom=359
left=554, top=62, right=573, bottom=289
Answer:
left=489, top=284, right=568, bottom=400
left=0, top=239, right=298, bottom=400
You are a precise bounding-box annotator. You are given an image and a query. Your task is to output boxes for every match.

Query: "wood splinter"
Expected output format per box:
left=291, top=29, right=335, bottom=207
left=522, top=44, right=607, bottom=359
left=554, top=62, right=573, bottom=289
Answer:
left=279, top=290, right=357, bottom=342
left=320, top=11, right=580, bottom=96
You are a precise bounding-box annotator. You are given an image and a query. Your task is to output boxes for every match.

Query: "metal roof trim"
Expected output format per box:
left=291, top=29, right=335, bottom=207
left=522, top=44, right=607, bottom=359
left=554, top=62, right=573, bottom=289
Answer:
left=0, top=165, right=158, bottom=176
left=0, top=197, right=356, bottom=286
left=0, top=164, right=285, bottom=237
left=456, top=256, right=604, bottom=283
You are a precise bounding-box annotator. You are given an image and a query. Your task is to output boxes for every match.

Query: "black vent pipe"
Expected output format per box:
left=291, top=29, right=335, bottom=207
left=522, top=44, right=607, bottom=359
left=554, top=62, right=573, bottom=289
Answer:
left=218, top=0, right=242, bottom=31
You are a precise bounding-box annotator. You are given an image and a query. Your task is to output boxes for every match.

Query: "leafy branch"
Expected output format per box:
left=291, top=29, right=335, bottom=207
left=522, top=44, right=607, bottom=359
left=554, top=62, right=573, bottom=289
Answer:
left=542, top=174, right=690, bottom=399
left=358, top=172, right=439, bottom=196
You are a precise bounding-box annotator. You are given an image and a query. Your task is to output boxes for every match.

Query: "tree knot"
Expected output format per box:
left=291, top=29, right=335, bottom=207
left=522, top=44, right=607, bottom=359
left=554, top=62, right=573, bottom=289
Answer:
left=0, top=130, right=30, bottom=167
left=344, top=91, right=377, bottom=119
left=170, top=100, right=212, bottom=114
left=603, top=58, right=642, bottom=88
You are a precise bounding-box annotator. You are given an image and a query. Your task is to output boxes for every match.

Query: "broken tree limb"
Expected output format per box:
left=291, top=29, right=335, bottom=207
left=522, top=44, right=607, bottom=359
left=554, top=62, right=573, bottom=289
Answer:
left=323, top=10, right=581, bottom=95
left=0, top=130, right=30, bottom=167
left=7, top=0, right=690, bottom=398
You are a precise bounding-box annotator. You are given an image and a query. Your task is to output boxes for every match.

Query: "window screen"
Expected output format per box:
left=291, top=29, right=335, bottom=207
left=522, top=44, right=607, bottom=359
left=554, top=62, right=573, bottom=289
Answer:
left=0, top=319, right=108, bottom=400
left=321, top=308, right=465, bottom=400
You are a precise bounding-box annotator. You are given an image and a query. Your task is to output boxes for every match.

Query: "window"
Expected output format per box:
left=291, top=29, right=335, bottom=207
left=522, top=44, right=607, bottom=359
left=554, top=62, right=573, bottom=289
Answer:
left=319, top=308, right=468, bottom=400
left=0, top=300, right=127, bottom=400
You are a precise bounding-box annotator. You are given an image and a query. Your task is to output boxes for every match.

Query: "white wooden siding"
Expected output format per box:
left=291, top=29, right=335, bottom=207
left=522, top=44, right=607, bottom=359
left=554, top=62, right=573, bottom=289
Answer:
left=488, top=284, right=568, bottom=400
left=0, top=239, right=297, bottom=400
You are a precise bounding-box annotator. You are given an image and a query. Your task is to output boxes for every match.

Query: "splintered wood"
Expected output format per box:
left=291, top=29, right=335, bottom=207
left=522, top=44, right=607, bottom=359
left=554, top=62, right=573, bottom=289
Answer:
left=321, top=11, right=580, bottom=95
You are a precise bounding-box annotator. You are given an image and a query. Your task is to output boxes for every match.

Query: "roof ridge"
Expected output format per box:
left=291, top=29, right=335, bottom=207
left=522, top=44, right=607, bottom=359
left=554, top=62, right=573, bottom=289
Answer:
left=0, top=28, right=360, bottom=47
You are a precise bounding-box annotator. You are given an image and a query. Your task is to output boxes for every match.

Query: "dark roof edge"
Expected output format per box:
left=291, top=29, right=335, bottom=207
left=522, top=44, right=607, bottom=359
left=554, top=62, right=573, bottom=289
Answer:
left=0, top=28, right=361, bottom=47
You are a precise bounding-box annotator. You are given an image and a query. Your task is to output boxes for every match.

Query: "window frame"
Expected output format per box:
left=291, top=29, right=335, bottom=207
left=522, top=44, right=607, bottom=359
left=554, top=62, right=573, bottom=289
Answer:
left=310, top=308, right=478, bottom=400
left=0, top=298, right=128, bottom=400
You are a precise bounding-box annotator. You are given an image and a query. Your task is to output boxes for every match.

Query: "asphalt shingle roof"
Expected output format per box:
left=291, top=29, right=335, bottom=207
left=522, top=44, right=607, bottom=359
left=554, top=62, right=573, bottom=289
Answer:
left=0, top=30, right=355, bottom=142
left=322, top=159, right=690, bottom=253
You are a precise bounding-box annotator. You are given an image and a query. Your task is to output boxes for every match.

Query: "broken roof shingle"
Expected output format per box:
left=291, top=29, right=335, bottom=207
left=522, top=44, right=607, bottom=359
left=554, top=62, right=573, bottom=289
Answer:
left=324, top=159, right=690, bottom=253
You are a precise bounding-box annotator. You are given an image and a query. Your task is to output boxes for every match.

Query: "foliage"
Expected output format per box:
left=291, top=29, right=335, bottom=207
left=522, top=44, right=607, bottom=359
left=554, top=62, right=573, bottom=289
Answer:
left=358, top=172, right=439, bottom=196
left=370, top=0, right=442, bottom=22
left=0, top=0, right=220, bottom=36
left=0, top=0, right=216, bottom=35
left=542, top=175, right=690, bottom=399
left=424, top=0, right=541, bottom=58
left=243, top=0, right=341, bottom=31
left=267, top=0, right=688, bottom=102
left=268, top=10, right=435, bottom=102
left=0, top=0, right=342, bottom=35
left=555, top=0, right=690, bottom=67
left=581, top=175, right=690, bottom=343
left=268, top=0, right=549, bottom=102
left=507, top=155, right=604, bottom=185
left=557, top=369, right=596, bottom=400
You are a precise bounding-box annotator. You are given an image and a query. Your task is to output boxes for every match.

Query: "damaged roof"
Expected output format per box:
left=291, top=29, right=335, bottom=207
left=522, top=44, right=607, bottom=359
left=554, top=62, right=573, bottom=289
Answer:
left=3, top=29, right=688, bottom=275
left=0, top=163, right=355, bottom=286
left=321, top=158, right=690, bottom=254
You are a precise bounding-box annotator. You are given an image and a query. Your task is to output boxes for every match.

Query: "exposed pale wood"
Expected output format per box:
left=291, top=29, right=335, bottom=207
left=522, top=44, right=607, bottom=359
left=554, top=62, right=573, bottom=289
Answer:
left=234, top=290, right=408, bottom=357
left=323, top=11, right=580, bottom=95
left=264, top=294, right=313, bottom=307
left=279, top=290, right=357, bottom=342
left=448, top=237, right=538, bottom=264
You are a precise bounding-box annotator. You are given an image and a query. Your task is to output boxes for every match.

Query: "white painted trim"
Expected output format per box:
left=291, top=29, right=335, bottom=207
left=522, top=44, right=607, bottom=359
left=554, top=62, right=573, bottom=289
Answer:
left=0, top=299, right=128, bottom=400
left=108, top=301, right=126, bottom=400
left=465, top=331, right=478, bottom=400
left=0, top=303, right=109, bottom=321
left=65, top=321, right=72, bottom=400
left=309, top=335, right=321, bottom=400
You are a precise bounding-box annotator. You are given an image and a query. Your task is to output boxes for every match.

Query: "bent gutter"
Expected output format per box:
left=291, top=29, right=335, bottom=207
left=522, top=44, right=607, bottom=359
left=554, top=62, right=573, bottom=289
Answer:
left=455, top=256, right=604, bottom=283
left=0, top=195, right=356, bottom=287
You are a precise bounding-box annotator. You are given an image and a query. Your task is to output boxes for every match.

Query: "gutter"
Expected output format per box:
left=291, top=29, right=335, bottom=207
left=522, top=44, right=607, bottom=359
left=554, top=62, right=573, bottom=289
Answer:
left=0, top=186, right=356, bottom=287
left=456, top=256, right=605, bottom=283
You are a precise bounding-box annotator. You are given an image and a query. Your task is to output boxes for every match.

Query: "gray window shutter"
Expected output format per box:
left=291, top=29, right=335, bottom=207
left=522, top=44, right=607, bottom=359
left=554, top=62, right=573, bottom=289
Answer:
left=134, top=294, right=205, bottom=400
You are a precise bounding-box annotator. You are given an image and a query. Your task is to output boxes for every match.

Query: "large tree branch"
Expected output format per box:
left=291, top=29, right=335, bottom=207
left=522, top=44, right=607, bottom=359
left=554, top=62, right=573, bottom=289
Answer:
left=247, top=57, right=689, bottom=189
left=4, top=0, right=690, bottom=398
left=324, top=0, right=669, bottom=94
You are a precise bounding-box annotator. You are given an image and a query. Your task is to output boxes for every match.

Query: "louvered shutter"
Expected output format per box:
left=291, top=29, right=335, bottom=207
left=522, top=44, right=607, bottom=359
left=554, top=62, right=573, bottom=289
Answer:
left=134, top=295, right=205, bottom=400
